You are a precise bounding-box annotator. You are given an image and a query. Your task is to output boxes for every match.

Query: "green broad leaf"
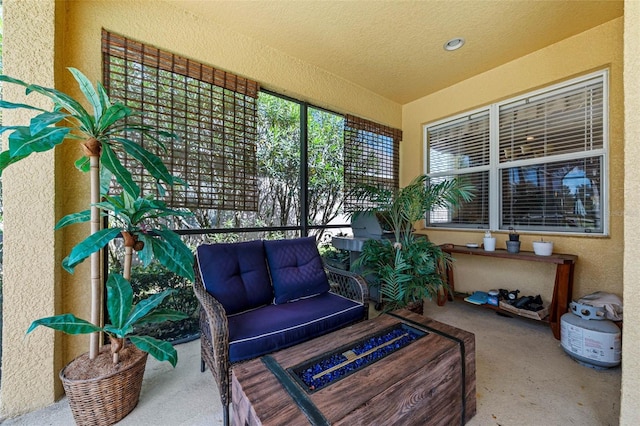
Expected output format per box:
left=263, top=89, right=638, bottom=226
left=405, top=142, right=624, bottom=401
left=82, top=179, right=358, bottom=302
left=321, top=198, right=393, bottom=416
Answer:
left=26, top=314, right=101, bottom=336
left=150, top=230, right=195, bottom=281
left=135, top=309, right=188, bottom=326
left=122, top=190, right=136, bottom=211
left=102, top=193, right=127, bottom=209
left=97, top=103, right=133, bottom=132
left=136, top=233, right=155, bottom=266
left=0, top=150, right=29, bottom=175
left=155, top=180, right=167, bottom=198
left=130, top=335, right=178, bottom=367
left=62, top=227, right=122, bottom=273
left=74, top=156, right=91, bottom=173
left=172, top=175, right=189, bottom=189
left=0, top=125, right=24, bottom=136
left=133, top=128, right=170, bottom=152
left=9, top=126, right=70, bottom=157
left=156, top=129, right=178, bottom=140
left=30, top=111, right=68, bottom=135
left=92, top=201, right=126, bottom=223
left=101, top=143, right=140, bottom=198
left=103, top=324, right=134, bottom=339
left=0, top=74, right=32, bottom=87
left=114, top=137, right=174, bottom=186
left=68, top=67, right=103, bottom=120
left=100, top=165, right=114, bottom=195
left=124, top=289, right=175, bottom=330
left=24, top=83, right=93, bottom=131
left=106, top=274, right=133, bottom=329
left=96, top=82, right=113, bottom=112
left=54, top=210, right=91, bottom=230
left=0, top=99, right=47, bottom=112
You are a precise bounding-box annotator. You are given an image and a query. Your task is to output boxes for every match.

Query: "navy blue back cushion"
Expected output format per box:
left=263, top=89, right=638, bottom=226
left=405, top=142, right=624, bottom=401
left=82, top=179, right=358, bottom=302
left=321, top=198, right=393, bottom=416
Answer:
left=196, top=241, right=273, bottom=315
left=264, top=237, right=330, bottom=304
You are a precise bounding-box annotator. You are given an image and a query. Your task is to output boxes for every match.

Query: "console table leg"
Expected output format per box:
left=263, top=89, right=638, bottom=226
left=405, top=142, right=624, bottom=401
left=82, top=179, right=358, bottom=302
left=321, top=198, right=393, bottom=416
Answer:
left=549, top=263, right=574, bottom=339
left=446, top=263, right=455, bottom=302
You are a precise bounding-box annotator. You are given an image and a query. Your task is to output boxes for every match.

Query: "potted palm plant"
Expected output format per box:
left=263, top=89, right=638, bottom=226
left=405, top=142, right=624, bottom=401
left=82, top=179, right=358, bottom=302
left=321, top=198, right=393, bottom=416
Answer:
left=0, top=68, right=194, bottom=424
left=351, top=175, right=473, bottom=312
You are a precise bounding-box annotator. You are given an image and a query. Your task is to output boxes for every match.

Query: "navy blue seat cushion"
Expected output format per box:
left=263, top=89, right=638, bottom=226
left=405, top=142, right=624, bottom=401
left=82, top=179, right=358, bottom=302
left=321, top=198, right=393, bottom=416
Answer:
left=227, top=292, right=364, bottom=362
left=196, top=241, right=273, bottom=315
left=264, top=237, right=330, bottom=304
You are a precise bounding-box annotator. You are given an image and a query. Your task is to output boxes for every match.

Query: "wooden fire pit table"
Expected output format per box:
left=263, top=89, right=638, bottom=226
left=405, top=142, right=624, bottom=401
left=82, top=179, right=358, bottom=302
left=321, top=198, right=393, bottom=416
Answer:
left=231, top=309, right=476, bottom=425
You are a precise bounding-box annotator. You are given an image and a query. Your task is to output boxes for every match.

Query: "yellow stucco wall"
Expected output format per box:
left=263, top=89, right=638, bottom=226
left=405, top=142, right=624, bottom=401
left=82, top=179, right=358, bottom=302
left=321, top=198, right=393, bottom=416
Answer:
left=2, top=0, right=637, bottom=421
left=0, top=0, right=63, bottom=417
left=0, top=0, right=401, bottom=417
left=62, top=0, right=402, bottom=127
left=621, top=0, right=640, bottom=423
left=403, top=18, right=624, bottom=302
left=56, top=0, right=400, bottom=361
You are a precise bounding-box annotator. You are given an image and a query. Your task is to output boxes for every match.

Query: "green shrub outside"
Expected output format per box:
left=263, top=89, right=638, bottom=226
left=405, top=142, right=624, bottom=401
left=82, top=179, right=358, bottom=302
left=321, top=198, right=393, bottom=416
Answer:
left=127, top=263, right=199, bottom=342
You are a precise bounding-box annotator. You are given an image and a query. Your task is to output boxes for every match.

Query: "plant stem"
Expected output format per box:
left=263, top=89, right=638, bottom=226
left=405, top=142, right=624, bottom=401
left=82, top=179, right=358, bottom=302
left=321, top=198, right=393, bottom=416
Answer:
left=113, top=234, right=135, bottom=364
left=89, top=154, right=102, bottom=360
left=123, top=243, right=133, bottom=281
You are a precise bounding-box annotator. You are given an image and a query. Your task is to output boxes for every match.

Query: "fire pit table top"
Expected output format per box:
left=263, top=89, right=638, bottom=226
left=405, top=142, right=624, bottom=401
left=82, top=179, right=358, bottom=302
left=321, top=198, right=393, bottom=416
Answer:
left=231, top=310, right=476, bottom=426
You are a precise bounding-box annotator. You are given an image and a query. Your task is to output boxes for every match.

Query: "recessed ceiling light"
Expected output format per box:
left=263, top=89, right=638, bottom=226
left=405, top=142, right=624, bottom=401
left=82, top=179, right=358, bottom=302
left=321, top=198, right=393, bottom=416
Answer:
left=443, top=38, right=465, bottom=51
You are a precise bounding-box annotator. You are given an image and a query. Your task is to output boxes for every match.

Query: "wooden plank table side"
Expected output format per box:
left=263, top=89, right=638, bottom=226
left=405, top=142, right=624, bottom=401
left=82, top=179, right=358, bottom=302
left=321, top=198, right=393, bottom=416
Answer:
left=231, top=310, right=476, bottom=426
left=440, top=244, right=577, bottom=339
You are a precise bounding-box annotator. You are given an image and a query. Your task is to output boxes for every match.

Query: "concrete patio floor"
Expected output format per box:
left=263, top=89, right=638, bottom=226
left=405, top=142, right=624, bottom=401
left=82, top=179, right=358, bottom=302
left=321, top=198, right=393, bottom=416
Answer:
left=2, top=301, right=621, bottom=425
left=2, top=338, right=224, bottom=425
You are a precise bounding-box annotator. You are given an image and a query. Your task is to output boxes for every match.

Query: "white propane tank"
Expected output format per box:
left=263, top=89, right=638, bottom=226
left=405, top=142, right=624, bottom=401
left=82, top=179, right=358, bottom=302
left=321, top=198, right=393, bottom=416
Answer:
left=561, top=301, right=621, bottom=369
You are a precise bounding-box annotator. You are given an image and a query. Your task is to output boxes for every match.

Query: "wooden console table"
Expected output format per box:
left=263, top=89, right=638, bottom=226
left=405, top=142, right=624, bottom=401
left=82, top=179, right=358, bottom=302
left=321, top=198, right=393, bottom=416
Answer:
left=440, top=244, right=577, bottom=340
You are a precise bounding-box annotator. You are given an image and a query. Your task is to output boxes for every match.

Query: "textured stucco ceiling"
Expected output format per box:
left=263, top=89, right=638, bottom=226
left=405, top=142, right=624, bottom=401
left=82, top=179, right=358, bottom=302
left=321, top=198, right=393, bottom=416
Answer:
left=171, top=0, right=623, bottom=104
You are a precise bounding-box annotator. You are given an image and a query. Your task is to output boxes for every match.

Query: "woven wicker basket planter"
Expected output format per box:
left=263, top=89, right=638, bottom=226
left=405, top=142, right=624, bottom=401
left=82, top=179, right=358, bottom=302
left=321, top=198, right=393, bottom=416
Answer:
left=60, top=345, right=148, bottom=426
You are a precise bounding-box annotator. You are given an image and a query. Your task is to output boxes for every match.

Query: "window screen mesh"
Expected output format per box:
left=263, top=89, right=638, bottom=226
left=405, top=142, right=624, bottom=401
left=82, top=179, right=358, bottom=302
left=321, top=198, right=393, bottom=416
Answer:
left=102, top=30, right=260, bottom=211
left=343, top=115, right=401, bottom=211
left=499, top=77, right=603, bottom=163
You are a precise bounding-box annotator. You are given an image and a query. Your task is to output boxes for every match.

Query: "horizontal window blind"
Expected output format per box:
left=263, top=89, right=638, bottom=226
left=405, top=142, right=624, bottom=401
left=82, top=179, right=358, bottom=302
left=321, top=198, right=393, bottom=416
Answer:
left=428, top=172, right=489, bottom=227
left=102, top=30, right=260, bottom=211
left=428, top=111, right=490, bottom=173
left=499, top=76, right=603, bottom=162
left=425, top=71, right=606, bottom=234
left=344, top=115, right=401, bottom=211
left=500, top=157, right=602, bottom=232
left=426, top=110, right=490, bottom=228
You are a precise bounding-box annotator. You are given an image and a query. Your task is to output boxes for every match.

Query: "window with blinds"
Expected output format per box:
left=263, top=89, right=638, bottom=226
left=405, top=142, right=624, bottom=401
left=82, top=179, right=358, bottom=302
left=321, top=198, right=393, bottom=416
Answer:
left=102, top=30, right=260, bottom=211
left=344, top=115, right=401, bottom=211
left=424, top=70, right=607, bottom=235
left=426, top=110, right=490, bottom=227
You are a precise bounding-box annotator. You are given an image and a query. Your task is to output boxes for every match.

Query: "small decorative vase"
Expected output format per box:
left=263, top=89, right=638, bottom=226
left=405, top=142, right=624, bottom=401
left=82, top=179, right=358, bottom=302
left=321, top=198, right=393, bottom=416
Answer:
left=533, top=240, right=553, bottom=256
left=483, top=231, right=496, bottom=252
left=506, top=240, right=521, bottom=253
left=483, top=237, right=496, bottom=251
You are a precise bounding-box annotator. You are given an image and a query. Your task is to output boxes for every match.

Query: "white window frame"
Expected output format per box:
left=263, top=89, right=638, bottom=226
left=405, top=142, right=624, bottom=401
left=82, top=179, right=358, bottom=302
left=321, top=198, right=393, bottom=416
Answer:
left=423, top=69, right=609, bottom=236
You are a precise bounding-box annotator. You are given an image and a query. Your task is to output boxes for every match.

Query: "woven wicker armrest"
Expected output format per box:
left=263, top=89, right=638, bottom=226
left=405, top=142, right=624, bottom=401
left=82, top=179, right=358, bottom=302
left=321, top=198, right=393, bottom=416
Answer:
left=324, top=264, right=369, bottom=319
left=192, top=270, right=231, bottom=406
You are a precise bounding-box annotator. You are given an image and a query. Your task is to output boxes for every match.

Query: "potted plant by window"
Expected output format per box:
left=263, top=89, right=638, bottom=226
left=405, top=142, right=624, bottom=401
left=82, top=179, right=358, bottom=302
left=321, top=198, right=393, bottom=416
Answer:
left=0, top=69, right=194, bottom=425
left=351, top=175, right=473, bottom=313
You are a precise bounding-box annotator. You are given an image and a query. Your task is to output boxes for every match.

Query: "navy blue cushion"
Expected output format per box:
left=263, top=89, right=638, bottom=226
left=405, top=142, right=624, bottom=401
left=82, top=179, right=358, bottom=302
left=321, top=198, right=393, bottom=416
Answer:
left=264, top=237, right=330, bottom=304
left=196, top=241, right=273, bottom=315
left=227, top=293, right=364, bottom=362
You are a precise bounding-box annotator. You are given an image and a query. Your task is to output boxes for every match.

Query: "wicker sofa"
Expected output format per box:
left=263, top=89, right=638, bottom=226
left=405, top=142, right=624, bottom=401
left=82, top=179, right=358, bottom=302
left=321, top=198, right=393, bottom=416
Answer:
left=193, top=237, right=368, bottom=425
